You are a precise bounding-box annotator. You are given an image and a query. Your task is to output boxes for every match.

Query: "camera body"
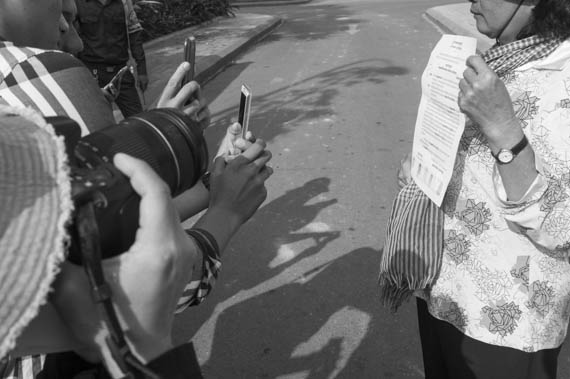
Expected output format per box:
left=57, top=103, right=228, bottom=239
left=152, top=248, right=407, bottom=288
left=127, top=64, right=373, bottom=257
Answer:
left=49, top=108, right=208, bottom=262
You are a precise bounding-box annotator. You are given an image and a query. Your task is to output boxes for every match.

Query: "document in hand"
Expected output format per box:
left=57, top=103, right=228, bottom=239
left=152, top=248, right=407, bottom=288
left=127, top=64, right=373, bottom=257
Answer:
left=411, top=35, right=477, bottom=207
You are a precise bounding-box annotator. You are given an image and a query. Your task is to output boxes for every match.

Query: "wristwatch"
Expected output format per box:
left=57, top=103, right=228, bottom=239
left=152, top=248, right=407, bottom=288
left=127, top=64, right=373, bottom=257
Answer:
left=491, top=135, right=529, bottom=164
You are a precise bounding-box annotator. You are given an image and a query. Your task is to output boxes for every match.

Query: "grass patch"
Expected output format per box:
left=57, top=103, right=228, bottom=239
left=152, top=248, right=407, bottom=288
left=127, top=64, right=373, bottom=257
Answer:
left=135, top=0, right=237, bottom=41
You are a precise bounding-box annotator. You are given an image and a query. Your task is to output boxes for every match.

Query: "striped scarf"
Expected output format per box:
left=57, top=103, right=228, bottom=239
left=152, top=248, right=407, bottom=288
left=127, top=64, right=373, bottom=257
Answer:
left=377, top=35, right=561, bottom=312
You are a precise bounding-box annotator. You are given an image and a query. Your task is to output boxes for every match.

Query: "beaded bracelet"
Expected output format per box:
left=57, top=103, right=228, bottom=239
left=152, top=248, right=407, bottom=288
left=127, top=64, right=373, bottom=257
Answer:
left=187, top=228, right=220, bottom=260
left=182, top=228, right=222, bottom=306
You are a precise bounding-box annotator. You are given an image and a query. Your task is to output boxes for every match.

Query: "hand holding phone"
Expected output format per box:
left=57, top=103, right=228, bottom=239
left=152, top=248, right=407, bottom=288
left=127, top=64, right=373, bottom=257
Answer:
left=238, top=84, right=252, bottom=139
left=102, top=65, right=131, bottom=100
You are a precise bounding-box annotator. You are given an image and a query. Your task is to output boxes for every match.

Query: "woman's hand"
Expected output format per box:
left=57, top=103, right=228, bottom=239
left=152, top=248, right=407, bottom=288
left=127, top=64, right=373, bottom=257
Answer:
left=209, top=139, right=273, bottom=225
left=50, top=154, right=197, bottom=368
left=458, top=55, right=523, bottom=148
left=156, top=62, right=211, bottom=131
left=397, top=152, right=412, bottom=189
left=216, top=122, right=255, bottom=162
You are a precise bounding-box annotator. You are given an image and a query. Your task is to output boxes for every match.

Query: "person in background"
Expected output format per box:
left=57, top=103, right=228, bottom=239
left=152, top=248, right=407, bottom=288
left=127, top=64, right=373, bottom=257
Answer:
left=394, top=0, right=570, bottom=378
left=75, top=0, right=148, bottom=118
left=58, top=0, right=84, bottom=56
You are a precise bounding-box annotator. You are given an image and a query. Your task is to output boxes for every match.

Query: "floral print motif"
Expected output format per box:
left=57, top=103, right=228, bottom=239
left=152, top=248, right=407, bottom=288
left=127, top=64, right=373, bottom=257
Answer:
left=475, top=271, right=511, bottom=302
left=542, top=208, right=570, bottom=242
left=510, top=256, right=529, bottom=289
left=541, top=178, right=569, bottom=213
left=444, top=230, right=471, bottom=264
left=438, top=302, right=468, bottom=330
left=502, top=71, right=517, bottom=85
left=512, top=91, right=540, bottom=127
left=482, top=302, right=522, bottom=337
left=526, top=281, right=556, bottom=316
left=460, top=121, right=489, bottom=157
left=455, top=199, right=492, bottom=236
left=427, top=42, right=570, bottom=353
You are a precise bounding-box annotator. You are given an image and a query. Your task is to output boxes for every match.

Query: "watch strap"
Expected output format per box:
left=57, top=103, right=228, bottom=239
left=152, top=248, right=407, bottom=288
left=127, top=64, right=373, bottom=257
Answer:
left=491, top=134, right=528, bottom=163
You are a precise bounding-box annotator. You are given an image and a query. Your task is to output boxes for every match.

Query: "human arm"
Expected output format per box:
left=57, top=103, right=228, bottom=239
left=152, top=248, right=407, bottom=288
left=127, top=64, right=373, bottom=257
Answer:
left=46, top=153, right=200, bottom=376
left=173, top=121, right=253, bottom=221
left=459, top=55, right=570, bottom=251
left=397, top=152, right=412, bottom=189
left=459, top=55, right=537, bottom=201
left=129, top=30, right=148, bottom=92
left=175, top=139, right=273, bottom=312
left=125, top=0, right=148, bottom=91
left=154, top=62, right=210, bottom=129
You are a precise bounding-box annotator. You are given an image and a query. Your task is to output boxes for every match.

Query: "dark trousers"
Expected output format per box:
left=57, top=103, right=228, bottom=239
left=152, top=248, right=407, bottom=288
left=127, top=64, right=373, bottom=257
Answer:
left=88, top=64, right=143, bottom=118
left=417, top=299, right=561, bottom=379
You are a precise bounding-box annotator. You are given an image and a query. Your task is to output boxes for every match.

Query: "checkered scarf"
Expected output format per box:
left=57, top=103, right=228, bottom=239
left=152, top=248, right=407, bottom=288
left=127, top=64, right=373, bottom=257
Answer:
left=377, top=35, right=562, bottom=312
left=482, top=35, right=561, bottom=78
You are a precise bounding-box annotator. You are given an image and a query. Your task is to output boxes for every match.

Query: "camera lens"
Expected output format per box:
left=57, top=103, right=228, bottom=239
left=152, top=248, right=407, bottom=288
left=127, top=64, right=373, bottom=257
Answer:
left=75, top=108, right=208, bottom=196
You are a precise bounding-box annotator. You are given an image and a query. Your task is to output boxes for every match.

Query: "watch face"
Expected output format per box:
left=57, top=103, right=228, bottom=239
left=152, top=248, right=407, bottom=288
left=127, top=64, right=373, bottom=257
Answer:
left=498, top=149, right=514, bottom=164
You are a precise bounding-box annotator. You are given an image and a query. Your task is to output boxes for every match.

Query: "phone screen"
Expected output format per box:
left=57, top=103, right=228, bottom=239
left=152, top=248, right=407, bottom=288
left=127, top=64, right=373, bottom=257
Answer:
left=238, top=84, right=252, bottom=138
left=182, top=36, right=196, bottom=86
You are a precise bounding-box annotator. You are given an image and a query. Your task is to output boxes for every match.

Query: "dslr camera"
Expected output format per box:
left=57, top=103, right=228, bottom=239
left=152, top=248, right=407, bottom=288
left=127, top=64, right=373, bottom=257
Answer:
left=50, top=108, right=208, bottom=263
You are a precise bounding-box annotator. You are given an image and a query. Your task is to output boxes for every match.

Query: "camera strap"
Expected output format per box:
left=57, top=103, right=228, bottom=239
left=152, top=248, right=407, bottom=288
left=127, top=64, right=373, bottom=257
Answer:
left=76, top=202, right=161, bottom=379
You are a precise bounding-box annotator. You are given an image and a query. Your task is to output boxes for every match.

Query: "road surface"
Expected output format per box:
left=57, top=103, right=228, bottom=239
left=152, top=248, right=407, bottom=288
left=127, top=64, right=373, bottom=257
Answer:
left=175, top=0, right=570, bottom=377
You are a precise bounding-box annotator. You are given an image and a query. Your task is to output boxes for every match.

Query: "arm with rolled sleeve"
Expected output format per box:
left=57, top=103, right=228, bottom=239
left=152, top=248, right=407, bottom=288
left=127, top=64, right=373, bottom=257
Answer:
left=493, top=111, right=570, bottom=252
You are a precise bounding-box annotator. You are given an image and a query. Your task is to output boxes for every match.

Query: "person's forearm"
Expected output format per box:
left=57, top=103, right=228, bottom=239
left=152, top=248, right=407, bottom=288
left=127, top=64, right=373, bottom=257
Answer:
left=488, top=129, right=538, bottom=202
left=173, top=181, right=209, bottom=221
left=13, top=303, right=86, bottom=357
left=129, top=31, right=147, bottom=76
left=495, top=146, right=538, bottom=201
left=192, top=207, right=243, bottom=253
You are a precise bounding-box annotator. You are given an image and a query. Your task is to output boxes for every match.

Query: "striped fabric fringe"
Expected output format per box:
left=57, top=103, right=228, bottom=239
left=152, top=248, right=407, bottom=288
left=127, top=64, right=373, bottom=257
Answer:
left=377, top=35, right=562, bottom=313
left=378, top=181, right=444, bottom=312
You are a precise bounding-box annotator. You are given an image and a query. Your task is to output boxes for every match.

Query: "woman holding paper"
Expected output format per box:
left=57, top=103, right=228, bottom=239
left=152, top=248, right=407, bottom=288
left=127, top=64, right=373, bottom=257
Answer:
left=387, top=0, right=570, bottom=378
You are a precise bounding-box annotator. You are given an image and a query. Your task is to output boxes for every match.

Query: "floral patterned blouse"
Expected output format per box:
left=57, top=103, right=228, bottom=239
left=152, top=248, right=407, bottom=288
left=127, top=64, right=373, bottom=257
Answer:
left=424, top=39, right=570, bottom=352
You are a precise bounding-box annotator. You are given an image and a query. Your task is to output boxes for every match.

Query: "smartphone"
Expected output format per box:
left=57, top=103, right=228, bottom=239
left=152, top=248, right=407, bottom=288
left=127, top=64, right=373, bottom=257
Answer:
left=182, top=36, right=196, bottom=87
left=238, top=84, right=252, bottom=139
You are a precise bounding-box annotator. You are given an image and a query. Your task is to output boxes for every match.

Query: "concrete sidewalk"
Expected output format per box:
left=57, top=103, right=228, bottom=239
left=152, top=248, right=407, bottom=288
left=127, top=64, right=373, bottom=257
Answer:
left=141, top=13, right=282, bottom=107
left=425, top=3, right=493, bottom=53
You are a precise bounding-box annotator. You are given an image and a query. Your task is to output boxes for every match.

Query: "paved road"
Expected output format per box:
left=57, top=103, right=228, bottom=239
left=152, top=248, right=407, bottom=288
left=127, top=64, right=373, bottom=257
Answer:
left=175, top=0, right=570, bottom=377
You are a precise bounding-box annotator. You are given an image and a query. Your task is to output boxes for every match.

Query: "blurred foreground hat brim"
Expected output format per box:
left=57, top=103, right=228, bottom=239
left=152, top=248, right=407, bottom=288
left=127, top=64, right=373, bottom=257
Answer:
left=0, top=105, right=72, bottom=359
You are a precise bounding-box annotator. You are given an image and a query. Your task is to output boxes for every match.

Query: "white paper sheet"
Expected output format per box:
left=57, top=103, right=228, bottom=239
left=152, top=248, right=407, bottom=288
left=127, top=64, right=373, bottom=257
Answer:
left=411, top=34, right=477, bottom=206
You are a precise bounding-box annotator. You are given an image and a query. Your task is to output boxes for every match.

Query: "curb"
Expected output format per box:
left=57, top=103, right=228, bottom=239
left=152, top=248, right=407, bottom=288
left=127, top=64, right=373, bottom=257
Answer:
left=143, top=18, right=218, bottom=51
left=232, top=0, right=312, bottom=7
left=143, top=15, right=283, bottom=88
left=194, top=16, right=283, bottom=84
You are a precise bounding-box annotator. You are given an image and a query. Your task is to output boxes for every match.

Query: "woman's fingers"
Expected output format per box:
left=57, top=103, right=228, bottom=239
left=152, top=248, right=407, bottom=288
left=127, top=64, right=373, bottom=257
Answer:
left=240, top=139, right=267, bottom=162
left=176, top=81, right=200, bottom=106
left=159, top=62, right=190, bottom=102
left=113, top=153, right=169, bottom=199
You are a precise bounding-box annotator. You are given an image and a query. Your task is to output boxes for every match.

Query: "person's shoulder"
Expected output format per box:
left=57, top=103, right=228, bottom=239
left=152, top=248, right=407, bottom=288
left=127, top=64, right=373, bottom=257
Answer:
left=29, top=50, right=85, bottom=73
left=0, top=42, right=84, bottom=74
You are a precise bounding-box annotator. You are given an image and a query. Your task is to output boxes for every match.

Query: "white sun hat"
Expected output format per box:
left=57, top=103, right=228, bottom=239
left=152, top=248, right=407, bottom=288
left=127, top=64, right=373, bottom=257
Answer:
left=0, top=105, right=72, bottom=359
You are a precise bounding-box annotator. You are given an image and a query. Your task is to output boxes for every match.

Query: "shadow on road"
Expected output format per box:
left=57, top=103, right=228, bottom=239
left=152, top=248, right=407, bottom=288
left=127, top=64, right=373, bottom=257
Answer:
left=257, top=1, right=365, bottom=43
left=205, top=59, right=409, bottom=148
left=174, top=177, right=423, bottom=378
left=189, top=246, right=423, bottom=379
